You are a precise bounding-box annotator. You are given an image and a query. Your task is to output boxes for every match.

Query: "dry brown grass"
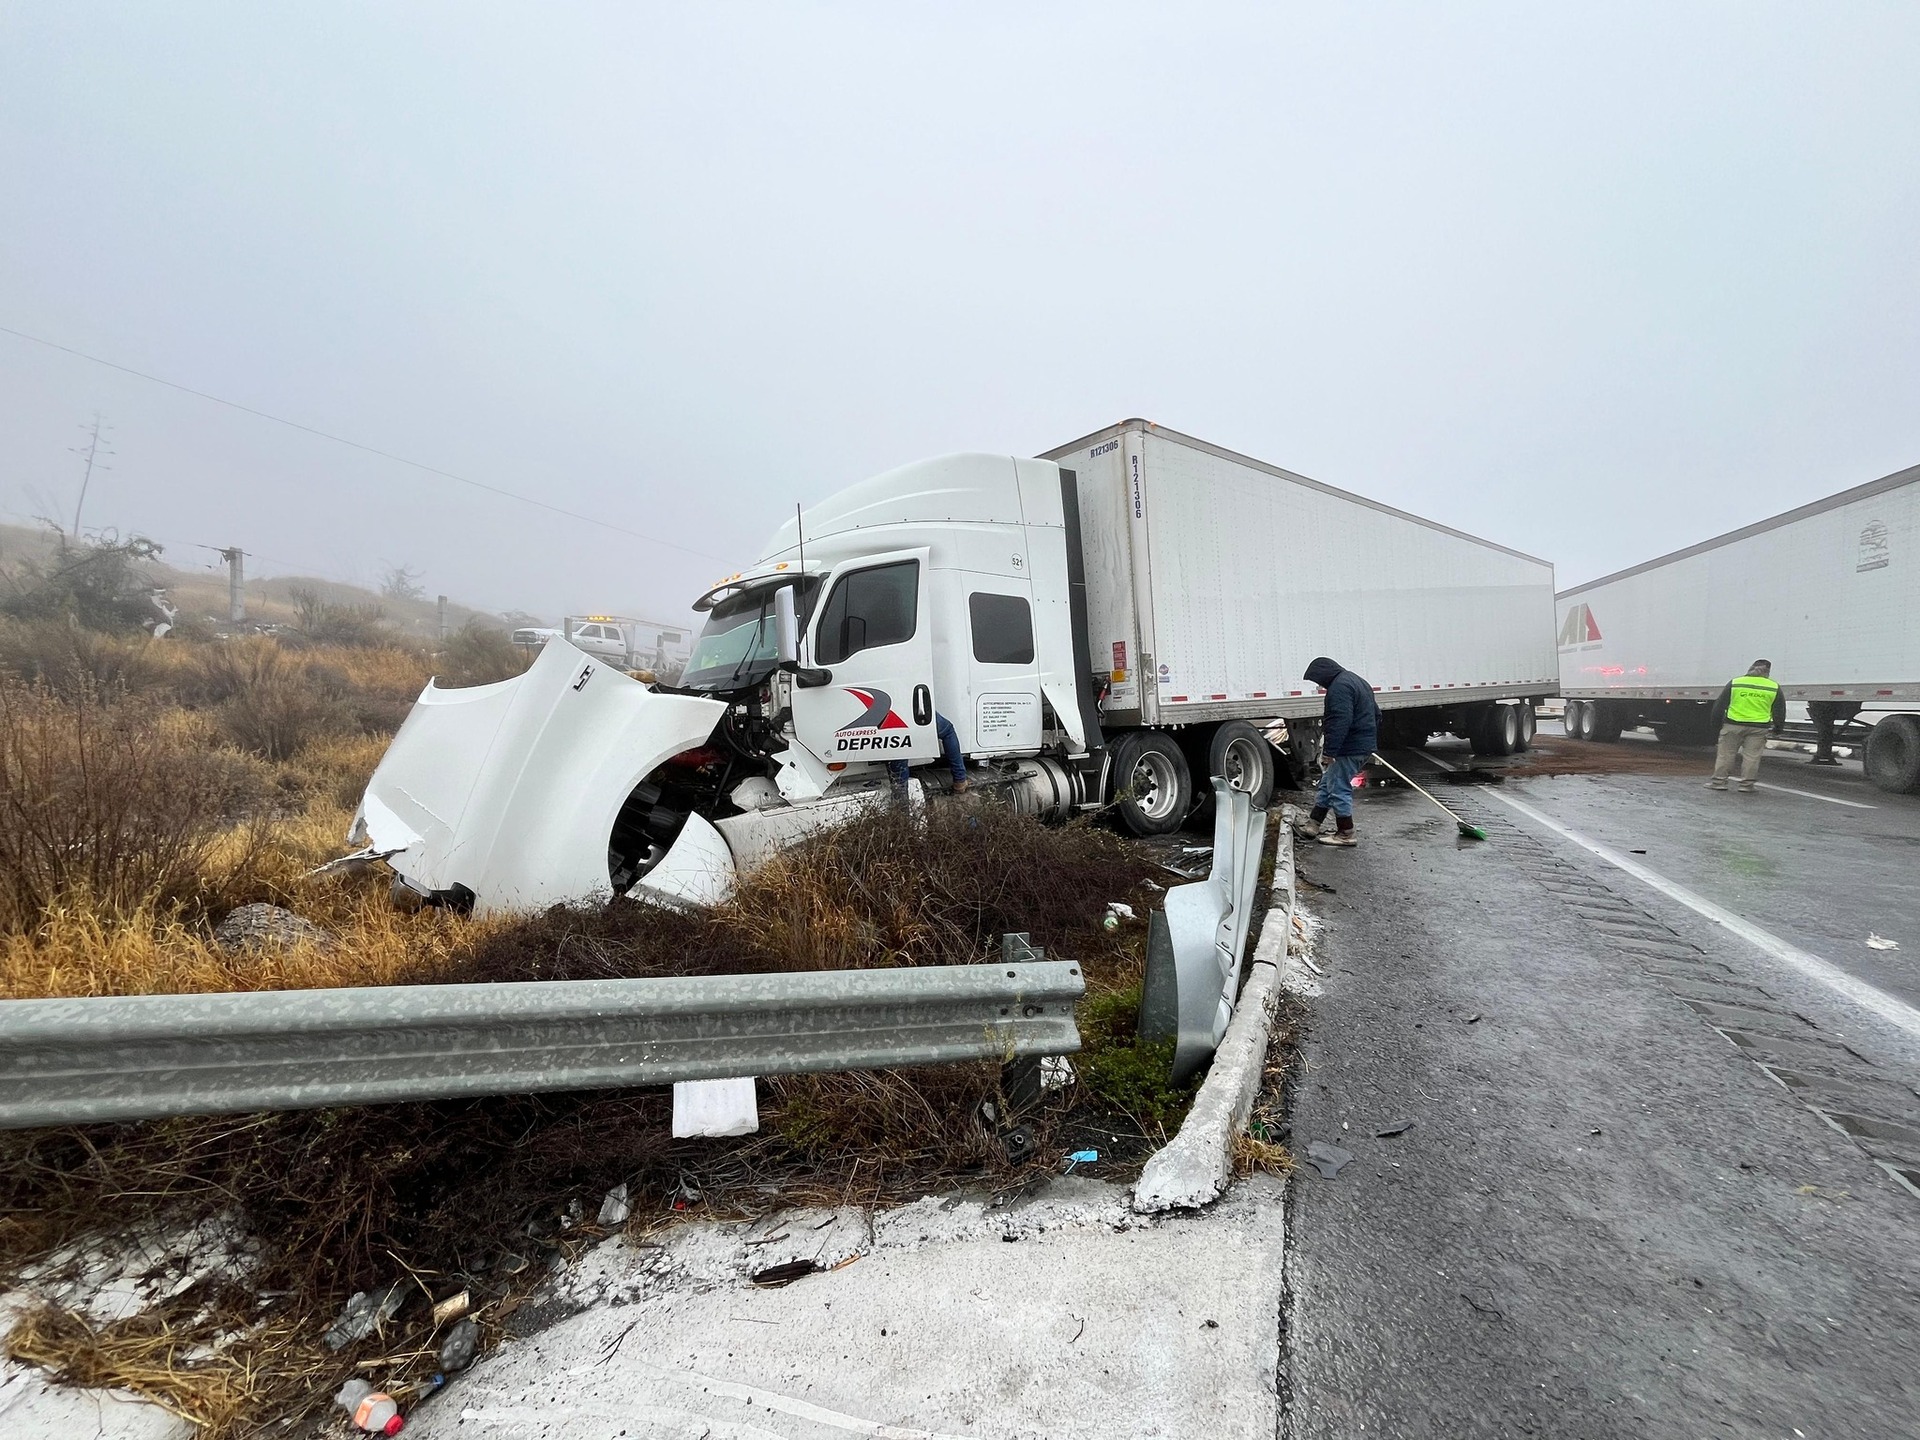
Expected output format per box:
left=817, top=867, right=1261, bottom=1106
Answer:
left=0, top=618, right=1197, bottom=1438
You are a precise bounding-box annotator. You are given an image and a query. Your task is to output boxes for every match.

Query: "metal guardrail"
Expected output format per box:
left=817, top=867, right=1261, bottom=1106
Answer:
left=0, top=956, right=1085, bottom=1129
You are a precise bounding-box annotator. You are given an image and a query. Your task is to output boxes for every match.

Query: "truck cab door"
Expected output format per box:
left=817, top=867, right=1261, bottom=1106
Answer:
left=790, top=548, right=940, bottom=771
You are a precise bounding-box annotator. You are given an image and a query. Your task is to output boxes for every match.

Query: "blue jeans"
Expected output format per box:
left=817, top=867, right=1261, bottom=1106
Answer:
left=1315, top=754, right=1365, bottom=818
left=889, top=713, right=967, bottom=785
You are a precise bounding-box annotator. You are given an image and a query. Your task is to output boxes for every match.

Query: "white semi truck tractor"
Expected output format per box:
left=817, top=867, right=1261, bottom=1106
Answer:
left=351, top=421, right=1557, bottom=913
left=1558, top=460, right=1920, bottom=794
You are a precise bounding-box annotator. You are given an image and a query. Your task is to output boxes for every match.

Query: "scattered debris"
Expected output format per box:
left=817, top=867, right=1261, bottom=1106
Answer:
left=1306, top=1141, right=1354, bottom=1178
left=596, top=1184, right=632, bottom=1228
left=1002, top=1123, right=1038, bottom=1164
left=1465, top=1013, right=1482, bottom=1024
left=1373, top=1120, right=1414, bottom=1138
left=671, top=1076, right=760, bottom=1138
left=1106, top=901, right=1137, bottom=922
left=1865, top=933, right=1900, bottom=951
left=334, top=1377, right=404, bottom=1434
left=430, top=1289, right=470, bottom=1326
left=213, top=902, right=334, bottom=954
left=438, top=1317, right=480, bottom=1374
left=749, top=1259, right=819, bottom=1288
left=1298, top=954, right=1325, bottom=976
left=1040, top=1055, right=1075, bottom=1091
left=324, top=1282, right=408, bottom=1351
left=1063, top=1149, right=1100, bottom=1173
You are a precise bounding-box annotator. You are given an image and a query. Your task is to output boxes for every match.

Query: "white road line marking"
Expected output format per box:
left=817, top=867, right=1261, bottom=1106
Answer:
left=1752, top=781, right=1876, bottom=809
left=1453, top=777, right=1920, bottom=1041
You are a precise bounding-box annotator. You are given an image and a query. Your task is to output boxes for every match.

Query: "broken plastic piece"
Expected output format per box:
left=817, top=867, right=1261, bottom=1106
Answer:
left=1063, top=1148, right=1099, bottom=1173
left=1374, top=1121, right=1414, bottom=1138
left=1866, top=933, right=1900, bottom=951
left=597, top=1184, right=632, bottom=1227
left=1306, top=1141, right=1353, bottom=1178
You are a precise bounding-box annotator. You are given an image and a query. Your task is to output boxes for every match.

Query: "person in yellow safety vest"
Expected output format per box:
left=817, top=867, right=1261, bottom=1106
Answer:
left=1706, top=659, right=1786, bottom=792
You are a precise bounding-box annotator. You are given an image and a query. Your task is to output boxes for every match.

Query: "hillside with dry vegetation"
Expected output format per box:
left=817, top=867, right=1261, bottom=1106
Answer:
left=0, top=531, right=1208, bottom=1437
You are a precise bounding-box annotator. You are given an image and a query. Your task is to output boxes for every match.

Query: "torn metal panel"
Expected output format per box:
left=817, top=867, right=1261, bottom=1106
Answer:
left=352, top=638, right=728, bottom=915
left=1141, top=779, right=1269, bottom=1084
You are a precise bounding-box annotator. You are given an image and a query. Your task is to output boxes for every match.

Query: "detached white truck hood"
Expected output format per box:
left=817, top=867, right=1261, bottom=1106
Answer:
left=352, top=639, right=727, bottom=915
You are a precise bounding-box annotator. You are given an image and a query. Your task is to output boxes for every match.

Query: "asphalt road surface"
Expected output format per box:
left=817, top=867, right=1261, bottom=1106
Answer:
left=1281, top=728, right=1920, bottom=1439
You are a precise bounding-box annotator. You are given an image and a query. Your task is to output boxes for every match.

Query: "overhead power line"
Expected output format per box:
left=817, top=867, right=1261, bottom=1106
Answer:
left=0, top=323, right=726, bottom=562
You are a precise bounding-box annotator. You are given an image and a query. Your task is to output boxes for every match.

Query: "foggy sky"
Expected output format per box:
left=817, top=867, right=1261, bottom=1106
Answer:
left=3, top=3, right=1916, bottom=627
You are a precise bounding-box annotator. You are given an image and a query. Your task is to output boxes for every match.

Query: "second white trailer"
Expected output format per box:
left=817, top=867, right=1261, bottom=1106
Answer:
left=1557, top=460, right=1920, bottom=792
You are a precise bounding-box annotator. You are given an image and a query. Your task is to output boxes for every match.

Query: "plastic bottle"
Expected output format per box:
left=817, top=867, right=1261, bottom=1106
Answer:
left=334, top=1378, right=405, bottom=1435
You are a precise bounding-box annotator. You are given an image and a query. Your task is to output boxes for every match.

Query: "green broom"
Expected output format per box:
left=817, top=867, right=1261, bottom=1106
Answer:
left=1368, top=753, right=1489, bottom=840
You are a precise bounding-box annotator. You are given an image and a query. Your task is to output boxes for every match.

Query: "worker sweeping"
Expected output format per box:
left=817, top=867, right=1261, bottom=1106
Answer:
left=1297, top=656, right=1379, bottom=847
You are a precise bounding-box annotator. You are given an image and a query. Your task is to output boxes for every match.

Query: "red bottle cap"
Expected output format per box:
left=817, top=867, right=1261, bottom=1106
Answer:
left=383, top=1418, right=405, bottom=1436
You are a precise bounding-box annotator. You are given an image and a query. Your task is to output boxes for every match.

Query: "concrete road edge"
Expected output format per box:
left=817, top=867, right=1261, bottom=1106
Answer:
left=1132, top=803, right=1296, bottom=1213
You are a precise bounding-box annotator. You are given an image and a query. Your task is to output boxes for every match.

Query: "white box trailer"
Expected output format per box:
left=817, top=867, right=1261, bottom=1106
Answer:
left=1557, top=461, right=1920, bottom=793
left=1040, top=420, right=1559, bottom=738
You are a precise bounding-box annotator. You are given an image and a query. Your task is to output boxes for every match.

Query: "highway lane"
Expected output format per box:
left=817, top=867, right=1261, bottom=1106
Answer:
left=1435, top=728, right=1920, bottom=1014
left=1280, top=759, right=1920, bottom=1438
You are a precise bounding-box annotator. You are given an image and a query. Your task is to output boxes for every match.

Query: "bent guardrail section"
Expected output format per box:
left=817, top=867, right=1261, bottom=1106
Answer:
left=0, top=960, right=1086, bottom=1129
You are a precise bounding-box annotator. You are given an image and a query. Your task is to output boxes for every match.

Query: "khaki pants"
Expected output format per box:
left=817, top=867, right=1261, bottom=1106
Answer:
left=1712, top=724, right=1768, bottom=783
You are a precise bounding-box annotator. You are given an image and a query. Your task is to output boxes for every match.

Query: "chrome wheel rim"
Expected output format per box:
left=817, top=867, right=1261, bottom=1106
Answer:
left=1131, top=751, right=1180, bottom=821
left=1223, top=735, right=1266, bottom=794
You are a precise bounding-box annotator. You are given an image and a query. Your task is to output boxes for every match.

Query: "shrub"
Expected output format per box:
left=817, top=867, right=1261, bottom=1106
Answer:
left=190, top=640, right=354, bottom=762
left=436, top=621, right=530, bottom=688
left=0, top=531, right=169, bottom=632
left=0, top=680, right=271, bottom=932
left=0, top=618, right=176, bottom=698
left=287, top=585, right=392, bottom=649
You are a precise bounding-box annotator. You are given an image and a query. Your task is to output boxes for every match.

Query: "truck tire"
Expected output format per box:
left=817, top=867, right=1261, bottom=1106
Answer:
left=1517, top=705, right=1538, bottom=752
left=1110, top=731, right=1194, bottom=836
left=1589, top=701, right=1625, bottom=744
left=1209, top=720, right=1277, bottom=809
left=1864, top=714, right=1920, bottom=794
left=1470, top=704, right=1519, bottom=756
left=1563, top=700, right=1587, bottom=740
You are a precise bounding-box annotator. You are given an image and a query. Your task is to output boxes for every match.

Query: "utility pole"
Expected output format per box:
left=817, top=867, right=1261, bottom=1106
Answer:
left=219, top=547, right=246, bottom=624
left=69, top=413, right=112, bottom=538
left=437, top=594, right=449, bottom=641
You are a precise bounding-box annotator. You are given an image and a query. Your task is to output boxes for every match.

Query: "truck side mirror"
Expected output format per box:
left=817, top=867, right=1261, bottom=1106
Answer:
left=774, top=585, right=797, bottom=665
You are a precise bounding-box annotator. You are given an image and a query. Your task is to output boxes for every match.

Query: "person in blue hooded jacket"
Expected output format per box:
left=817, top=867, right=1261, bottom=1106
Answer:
left=1300, top=656, right=1378, bottom=846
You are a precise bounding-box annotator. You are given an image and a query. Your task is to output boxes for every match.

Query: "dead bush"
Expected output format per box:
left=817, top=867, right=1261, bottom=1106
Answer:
left=190, top=639, right=354, bottom=761
left=0, top=679, right=272, bottom=931
left=0, top=617, right=176, bottom=698
left=287, top=584, right=392, bottom=649
left=437, top=620, right=531, bottom=688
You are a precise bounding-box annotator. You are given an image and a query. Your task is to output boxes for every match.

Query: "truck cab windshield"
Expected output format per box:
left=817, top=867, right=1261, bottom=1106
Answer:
left=681, top=578, right=820, bottom=692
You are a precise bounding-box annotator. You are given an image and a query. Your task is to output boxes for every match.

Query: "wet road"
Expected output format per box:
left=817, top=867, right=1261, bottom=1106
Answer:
left=1463, top=728, right=1920, bottom=1011
left=1280, top=732, right=1920, bottom=1439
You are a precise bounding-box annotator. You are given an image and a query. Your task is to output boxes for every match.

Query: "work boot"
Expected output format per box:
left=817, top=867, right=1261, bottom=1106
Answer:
left=1293, top=817, right=1324, bottom=841
left=1318, top=818, right=1358, bottom=848
left=1706, top=779, right=1728, bottom=790
left=950, top=779, right=971, bottom=795
left=1737, top=781, right=1757, bottom=793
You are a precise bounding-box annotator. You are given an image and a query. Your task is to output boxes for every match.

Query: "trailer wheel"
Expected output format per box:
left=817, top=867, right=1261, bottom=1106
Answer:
left=1516, top=704, right=1537, bottom=752
left=1864, top=714, right=1920, bottom=794
left=1562, top=700, right=1586, bottom=741
left=1589, top=702, right=1625, bottom=744
left=1210, top=720, right=1277, bottom=809
left=1470, top=704, right=1518, bottom=756
left=1110, top=731, right=1194, bottom=835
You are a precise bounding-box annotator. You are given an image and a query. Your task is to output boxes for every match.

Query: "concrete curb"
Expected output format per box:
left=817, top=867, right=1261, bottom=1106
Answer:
left=1132, top=803, right=1297, bottom=1213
